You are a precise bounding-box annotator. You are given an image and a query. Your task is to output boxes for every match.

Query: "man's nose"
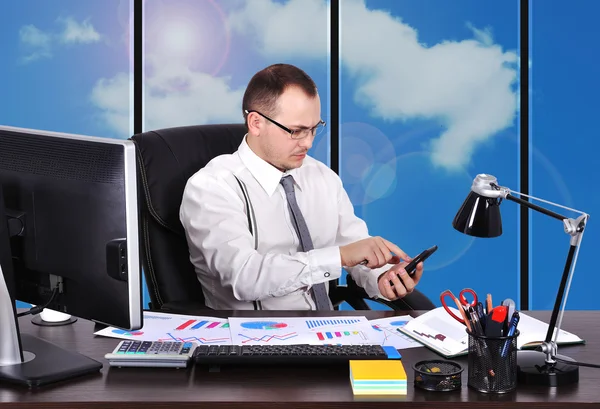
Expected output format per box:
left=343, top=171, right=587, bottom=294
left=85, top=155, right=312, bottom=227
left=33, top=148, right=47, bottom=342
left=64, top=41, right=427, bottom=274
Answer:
left=298, top=134, right=314, bottom=150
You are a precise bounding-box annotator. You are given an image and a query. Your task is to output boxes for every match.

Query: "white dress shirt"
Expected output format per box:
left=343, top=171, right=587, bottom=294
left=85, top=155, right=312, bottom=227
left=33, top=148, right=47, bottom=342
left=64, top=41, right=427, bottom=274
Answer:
left=179, top=136, right=390, bottom=310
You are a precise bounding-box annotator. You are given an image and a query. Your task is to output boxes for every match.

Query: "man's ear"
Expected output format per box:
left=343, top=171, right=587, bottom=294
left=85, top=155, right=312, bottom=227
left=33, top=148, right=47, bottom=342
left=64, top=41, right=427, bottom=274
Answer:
left=246, top=112, right=262, bottom=136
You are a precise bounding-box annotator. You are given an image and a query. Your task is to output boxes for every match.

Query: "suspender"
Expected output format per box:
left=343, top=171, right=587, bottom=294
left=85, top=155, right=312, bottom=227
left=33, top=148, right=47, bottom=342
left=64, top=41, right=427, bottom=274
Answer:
left=234, top=175, right=252, bottom=235
left=233, top=175, right=261, bottom=310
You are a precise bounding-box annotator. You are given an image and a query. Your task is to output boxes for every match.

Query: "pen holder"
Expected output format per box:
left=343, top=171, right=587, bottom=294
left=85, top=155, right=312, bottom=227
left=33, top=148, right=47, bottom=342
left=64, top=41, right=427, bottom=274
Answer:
left=467, top=329, right=520, bottom=394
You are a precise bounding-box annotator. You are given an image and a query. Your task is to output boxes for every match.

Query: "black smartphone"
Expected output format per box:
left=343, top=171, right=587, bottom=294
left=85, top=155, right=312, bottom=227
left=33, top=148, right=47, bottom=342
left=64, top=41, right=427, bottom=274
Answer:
left=404, top=245, right=438, bottom=276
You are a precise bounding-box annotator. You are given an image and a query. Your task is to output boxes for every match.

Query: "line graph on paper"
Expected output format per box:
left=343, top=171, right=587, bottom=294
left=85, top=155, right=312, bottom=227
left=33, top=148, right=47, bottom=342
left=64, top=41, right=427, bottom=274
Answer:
left=159, top=333, right=231, bottom=344
left=369, top=316, right=423, bottom=350
left=238, top=332, right=299, bottom=344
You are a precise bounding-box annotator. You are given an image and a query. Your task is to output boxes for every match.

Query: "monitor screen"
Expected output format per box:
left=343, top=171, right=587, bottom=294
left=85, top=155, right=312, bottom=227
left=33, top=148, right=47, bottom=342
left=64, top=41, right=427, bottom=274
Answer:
left=0, top=125, right=142, bottom=330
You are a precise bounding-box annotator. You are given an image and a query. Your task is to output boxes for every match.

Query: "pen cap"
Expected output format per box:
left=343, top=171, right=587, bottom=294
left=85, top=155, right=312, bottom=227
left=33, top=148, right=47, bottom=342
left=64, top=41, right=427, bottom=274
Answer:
left=466, top=329, right=520, bottom=394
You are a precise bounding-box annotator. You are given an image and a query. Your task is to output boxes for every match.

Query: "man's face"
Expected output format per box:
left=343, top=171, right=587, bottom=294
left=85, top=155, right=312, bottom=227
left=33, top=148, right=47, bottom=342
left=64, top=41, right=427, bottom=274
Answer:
left=256, top=86, right=321, bottom=171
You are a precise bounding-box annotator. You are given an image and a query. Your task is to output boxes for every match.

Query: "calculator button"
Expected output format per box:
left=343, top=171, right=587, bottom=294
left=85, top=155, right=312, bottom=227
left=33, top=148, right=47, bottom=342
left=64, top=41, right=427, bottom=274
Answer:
left=127, top=342, right=141, bottom=353
left=117, top=341, right=131, bottom=353
left=138, top=341, right=152, bottom=354
left=148, top=343, right=161, bottom=354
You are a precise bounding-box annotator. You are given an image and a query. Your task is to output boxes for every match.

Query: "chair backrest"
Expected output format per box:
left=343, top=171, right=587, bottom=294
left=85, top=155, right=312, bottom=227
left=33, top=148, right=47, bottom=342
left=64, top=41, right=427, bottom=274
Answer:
left=130, top=124, right=246, bottom=310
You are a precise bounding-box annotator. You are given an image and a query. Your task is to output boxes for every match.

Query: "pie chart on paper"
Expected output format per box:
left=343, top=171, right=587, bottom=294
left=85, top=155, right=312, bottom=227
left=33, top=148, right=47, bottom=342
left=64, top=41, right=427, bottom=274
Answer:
left=112, top=329, right=144, bottom=336
left=240, top=321, right=288, bottom=330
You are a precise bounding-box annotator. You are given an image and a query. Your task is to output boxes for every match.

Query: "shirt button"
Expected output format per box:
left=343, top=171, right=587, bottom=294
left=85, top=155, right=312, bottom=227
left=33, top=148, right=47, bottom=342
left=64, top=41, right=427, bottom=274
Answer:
left=324, top=272, right=330, bottom=277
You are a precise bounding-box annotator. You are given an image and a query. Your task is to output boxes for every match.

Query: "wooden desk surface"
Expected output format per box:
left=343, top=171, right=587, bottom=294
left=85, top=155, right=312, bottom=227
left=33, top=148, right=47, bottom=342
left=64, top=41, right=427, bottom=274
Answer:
left=1, top=310, right=599, bottom=408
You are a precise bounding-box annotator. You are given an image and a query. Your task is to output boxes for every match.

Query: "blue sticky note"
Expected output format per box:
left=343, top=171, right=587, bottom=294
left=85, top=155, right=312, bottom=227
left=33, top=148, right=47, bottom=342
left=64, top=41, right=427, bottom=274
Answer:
left=383, top=346, right=402, bottom=359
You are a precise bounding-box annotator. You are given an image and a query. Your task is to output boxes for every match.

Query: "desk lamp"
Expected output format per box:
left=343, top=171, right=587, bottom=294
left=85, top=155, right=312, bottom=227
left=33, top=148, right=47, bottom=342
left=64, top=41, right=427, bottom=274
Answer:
left=452, top=174, right=589, bottom=387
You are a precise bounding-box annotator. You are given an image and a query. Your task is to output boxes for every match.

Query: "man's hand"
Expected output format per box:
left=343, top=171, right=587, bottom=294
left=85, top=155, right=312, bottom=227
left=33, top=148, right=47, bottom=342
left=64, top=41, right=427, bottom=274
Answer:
left=377, top=261, right=423, bottom=300
left=339, top=237, right=409, bottom=268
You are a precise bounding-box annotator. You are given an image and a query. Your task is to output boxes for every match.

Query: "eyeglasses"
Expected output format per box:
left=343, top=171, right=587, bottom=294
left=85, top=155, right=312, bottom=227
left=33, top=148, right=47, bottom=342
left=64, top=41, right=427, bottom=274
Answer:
left=244, top=109, right=326, bottom=140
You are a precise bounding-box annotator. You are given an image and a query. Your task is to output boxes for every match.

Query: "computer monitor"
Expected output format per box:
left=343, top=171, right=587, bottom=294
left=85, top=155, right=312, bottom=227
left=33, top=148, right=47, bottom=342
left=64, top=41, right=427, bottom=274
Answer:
left=0, top=125, right=143, bottom=387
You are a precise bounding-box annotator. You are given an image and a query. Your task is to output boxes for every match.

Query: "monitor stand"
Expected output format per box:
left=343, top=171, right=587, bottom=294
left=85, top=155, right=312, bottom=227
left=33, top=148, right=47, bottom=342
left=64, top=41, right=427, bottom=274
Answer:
left=0, top=334, right=103, bottom=387
left=1, top=273, right=102, bottom=388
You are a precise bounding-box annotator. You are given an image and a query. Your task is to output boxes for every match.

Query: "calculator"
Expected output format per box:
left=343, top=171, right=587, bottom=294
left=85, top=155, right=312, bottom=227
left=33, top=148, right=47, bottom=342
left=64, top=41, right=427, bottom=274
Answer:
left=105, top=340, right=197, bottom=368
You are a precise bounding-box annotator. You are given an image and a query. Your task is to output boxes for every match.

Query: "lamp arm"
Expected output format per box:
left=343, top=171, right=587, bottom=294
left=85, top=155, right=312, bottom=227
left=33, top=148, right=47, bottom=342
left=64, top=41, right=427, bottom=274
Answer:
left=505, top=194, right=566, bottom=221
left=494, top=185, right=590, bottom=364
left=499, top=186, right=587, bottom=219
left=546, top=215, right=587, bottom=353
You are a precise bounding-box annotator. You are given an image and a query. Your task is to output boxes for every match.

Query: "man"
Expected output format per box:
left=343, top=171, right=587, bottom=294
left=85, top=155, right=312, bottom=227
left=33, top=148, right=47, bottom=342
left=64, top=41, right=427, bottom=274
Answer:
left=180, top=63, right=423, bottom=310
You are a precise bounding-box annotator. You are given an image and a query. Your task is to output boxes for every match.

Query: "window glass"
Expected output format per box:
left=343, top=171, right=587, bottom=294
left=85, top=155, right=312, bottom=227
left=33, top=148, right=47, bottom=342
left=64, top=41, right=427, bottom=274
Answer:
left=340, top=0, right=520, bottom=308
left=530, top=0, right=599, bottom=310
left=143, top=0, right=331, bottom=165
left=0, top=0, right=133, bottom=139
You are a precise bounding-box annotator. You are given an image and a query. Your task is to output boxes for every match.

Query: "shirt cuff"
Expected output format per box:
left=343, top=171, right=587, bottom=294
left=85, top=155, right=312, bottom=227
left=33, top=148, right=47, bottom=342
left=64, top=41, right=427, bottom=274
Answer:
left=360, top=266, right=383, bottom=299
left=306, top=246, right=342, bottom=284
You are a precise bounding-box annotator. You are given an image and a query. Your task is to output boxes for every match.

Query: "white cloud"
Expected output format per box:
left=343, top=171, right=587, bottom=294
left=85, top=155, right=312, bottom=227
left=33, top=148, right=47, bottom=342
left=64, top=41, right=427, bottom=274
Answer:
left=91, top=2, right=246, bottom=137
left=92, top=0, right=518, bottom=157
left=228, top=0, right=329, bottom=59
left=91, top=59, right=245, bottom=137
left=144, top=64, right=244, bottom=131
left=19, top=25, right=52, bottom=62
left=58, top=17, right=102, bottom=44
left=230, top=0, right=518, bottom=170
left=18, top=17, right=102, bottom=63
left=466, top=22, right=494, bottom=47
left=342, top=0, right=518, bottom=170
left=93, top=0, right=318, bottom=136
left=90, top=72, right=132, bottom=138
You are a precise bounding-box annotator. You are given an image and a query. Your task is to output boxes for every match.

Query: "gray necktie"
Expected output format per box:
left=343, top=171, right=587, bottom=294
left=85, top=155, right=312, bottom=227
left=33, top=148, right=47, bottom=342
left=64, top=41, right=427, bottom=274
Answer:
left=280, top=175, right=332, bottom=310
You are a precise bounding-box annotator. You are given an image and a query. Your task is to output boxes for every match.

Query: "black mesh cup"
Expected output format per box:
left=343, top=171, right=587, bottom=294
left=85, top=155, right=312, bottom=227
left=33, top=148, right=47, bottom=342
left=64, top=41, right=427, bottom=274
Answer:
left=467, top=329, right=520, bottom=393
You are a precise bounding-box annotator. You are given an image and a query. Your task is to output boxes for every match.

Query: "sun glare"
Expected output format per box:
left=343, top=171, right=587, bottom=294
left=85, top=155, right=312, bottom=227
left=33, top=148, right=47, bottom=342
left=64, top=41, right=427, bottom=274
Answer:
left=145, top=0, right=231, bottom=75
left=159, top=20, right=198, bottom=58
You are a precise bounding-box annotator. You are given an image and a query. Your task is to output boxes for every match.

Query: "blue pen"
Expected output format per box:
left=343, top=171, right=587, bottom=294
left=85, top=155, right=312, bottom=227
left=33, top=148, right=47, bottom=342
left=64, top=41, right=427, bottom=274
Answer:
left=501, top=311, right=520, bottom=358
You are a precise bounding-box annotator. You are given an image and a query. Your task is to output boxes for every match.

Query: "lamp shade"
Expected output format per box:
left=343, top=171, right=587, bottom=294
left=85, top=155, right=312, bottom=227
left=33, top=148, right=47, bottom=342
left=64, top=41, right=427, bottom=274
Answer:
left=452, top=190, right=503, bottom=238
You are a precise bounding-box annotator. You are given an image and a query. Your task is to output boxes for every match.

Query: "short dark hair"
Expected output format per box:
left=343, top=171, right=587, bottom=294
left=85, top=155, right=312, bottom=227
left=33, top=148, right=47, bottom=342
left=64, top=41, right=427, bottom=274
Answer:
left=242, top=63, right=318, bottom=126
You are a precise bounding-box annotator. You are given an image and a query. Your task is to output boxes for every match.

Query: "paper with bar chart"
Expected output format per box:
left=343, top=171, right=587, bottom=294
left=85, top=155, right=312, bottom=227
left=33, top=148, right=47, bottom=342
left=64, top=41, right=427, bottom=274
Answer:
left=369, top=316, right=423, bottom=350
left=93, top=311, right=232, bottom=345
left=228, top=316, right=378, bottom=346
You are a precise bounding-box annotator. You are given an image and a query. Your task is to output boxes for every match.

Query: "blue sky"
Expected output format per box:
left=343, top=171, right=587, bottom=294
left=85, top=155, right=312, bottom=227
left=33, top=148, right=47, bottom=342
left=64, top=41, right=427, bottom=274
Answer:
left=0, top=0, right=131, bottom=138
left=2, top=0, right=598, bottom=311
left=529, top=1, right=600, bottom=310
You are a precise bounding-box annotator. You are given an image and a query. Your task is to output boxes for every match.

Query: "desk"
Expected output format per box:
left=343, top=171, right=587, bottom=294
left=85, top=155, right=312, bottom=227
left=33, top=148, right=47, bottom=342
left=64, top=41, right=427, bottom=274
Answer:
left=1, top=310, right=599, bottom=408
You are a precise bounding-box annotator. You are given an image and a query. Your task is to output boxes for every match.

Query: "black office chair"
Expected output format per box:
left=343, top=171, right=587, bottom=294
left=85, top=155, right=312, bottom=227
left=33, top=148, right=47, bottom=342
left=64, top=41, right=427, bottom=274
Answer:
left=130, top=124, right=435, bottom=313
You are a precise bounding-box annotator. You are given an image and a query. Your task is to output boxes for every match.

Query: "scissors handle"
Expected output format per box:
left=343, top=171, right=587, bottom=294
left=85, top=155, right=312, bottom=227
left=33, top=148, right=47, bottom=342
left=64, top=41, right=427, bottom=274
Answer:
left=440, top=290, right=466, bottom=325
left=459, top=288, right=478, bottom=307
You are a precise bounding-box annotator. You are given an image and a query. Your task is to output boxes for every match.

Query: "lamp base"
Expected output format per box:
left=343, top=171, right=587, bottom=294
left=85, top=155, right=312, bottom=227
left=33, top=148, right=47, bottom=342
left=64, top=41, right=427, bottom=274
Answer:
left=517, top=350, right=579, bottom=387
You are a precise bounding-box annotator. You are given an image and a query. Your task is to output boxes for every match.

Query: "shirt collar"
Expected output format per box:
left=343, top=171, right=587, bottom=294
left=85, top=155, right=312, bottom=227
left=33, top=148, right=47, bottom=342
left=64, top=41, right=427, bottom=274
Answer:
left=238, top=135, right=302, bottom=196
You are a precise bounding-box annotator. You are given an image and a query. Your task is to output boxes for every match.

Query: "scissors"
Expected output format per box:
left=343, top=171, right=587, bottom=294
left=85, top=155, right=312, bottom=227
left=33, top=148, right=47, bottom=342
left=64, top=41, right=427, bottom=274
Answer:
left=440, top=288, right=478, bottom=325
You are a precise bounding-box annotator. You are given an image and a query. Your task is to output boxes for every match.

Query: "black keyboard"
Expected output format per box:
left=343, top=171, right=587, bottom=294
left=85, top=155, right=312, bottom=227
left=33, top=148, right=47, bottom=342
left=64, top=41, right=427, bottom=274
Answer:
left=194, top=344, right=401, bottom=366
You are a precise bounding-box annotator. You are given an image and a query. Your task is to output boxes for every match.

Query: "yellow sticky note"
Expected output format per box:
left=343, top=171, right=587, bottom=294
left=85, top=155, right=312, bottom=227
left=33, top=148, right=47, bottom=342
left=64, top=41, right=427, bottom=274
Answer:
left=349, top=360, right=407, bottom=381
